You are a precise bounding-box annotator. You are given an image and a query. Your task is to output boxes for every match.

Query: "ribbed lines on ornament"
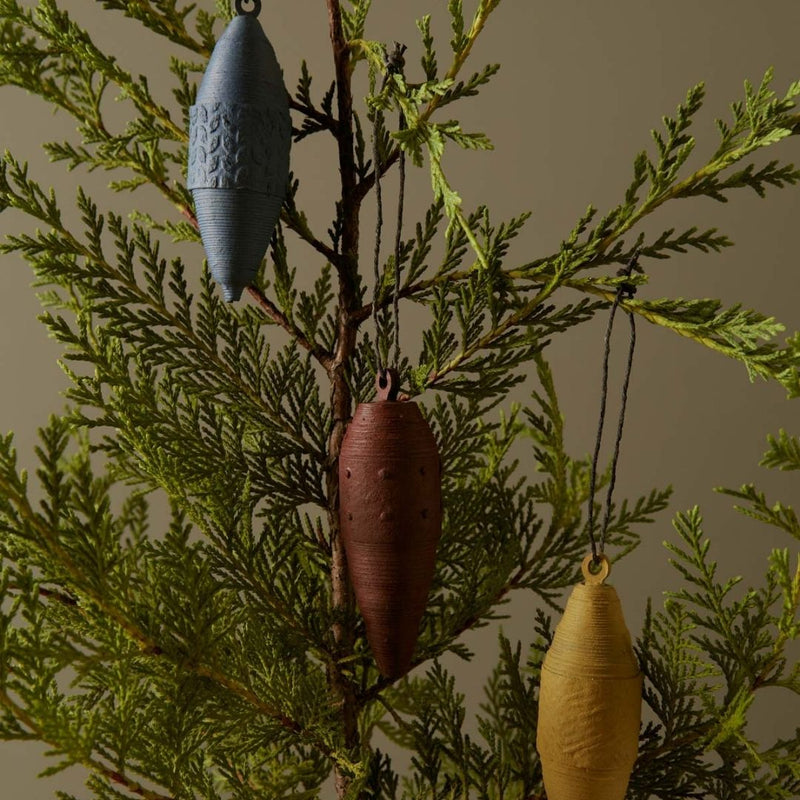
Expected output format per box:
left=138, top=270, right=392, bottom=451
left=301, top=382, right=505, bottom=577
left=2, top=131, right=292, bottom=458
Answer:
left=193, top=188, right=282, bottom=301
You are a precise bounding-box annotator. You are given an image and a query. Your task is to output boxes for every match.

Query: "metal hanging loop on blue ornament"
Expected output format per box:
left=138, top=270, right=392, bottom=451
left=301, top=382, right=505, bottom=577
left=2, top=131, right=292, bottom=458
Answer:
left=187, top=0, right=291, bottom=302
left=235, top=0, right=261, bottom=16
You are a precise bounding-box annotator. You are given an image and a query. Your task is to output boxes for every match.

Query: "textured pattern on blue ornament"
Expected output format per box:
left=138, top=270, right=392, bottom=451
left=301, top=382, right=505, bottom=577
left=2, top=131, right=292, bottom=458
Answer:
left=188, top=12, right=291, bottom=303
left=188, top=102, right=291, bottom=193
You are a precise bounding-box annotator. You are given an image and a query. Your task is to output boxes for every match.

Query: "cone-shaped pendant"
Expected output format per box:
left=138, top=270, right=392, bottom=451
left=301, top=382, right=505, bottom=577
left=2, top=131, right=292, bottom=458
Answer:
left=537, top=555, right=642, bottom=800
left=188, top=0, right=291, bottom=302
left=339, top=370, right=442, bottom=678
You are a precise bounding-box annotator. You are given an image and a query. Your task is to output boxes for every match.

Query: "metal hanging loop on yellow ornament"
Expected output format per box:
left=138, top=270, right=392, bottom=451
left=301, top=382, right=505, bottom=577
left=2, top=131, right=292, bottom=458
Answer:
left=581, top=552, right=611, bottom=584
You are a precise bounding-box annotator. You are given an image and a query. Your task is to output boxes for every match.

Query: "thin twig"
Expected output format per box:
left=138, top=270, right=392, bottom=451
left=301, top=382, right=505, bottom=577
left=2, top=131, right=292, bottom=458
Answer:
left=289, top=97, right=339, bottom=134
left=246, top=285, right=333, bottom=371
left=0, top=687, right=178, bottom=800
left=4, top=583, right=79, bottom=607
left=281, top=205, right=348, bottom=271
left=0, top=480, right=336, bottom=758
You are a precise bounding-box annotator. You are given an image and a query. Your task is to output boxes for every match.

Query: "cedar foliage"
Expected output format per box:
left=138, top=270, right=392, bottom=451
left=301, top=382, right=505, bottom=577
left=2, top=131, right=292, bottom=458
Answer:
left=1, top=1, right=799, bottom=798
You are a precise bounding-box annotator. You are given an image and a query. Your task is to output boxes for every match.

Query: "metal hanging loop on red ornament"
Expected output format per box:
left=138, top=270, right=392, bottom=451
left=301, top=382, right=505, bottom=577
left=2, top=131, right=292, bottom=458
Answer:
left=235, top=0, right=261, bottom=17
left=376, top=368, right=401, bottom=402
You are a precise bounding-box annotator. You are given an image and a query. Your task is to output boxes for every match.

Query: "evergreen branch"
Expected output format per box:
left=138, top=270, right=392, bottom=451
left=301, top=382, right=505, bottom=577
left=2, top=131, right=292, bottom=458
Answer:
left=1, top=0, right=200, bottom=225
left=282, top=180, right=348, bottom=271
left=0, top=0, right=187, bottom=143
left=761, top=429, right=800, bottom=471
left=351, top=272, right=447, bottom=325
left=97, top=0, right=214, bottom=59
left=352, top=0, right=502, bottom=203
left=563, top=281, right=800, bottom=395
left=0, top=158, right=319, bottom=455
left=752, top=553, right=800, bottom=690
left=358, top=244, right=798, bottom=398
left=0, top=468, right=160, bottom=657
left=246, top=285, right=333, bottom=371
left=0, top=466, right=337, bottom=762
left=632, top=503, right=800, bottom=794
left=442, top=1, right=501, bottom=89
left=718, top=434, right=800, bottom=542
left=593, top=80, right=800, bottom=256
left=418, top=120, right=492, bottom=272
left=0, top=687, right=178, bottom=800
left=718, top=484, right=800, bottom=541
left=289, top=95, right=339, bottom=135
left=341, top=0, right=372, bottom=42
left=292, top=61, right=340, bottom=140
left=422, top=277, right=561, bottom=389
left=187, top=663, right=328, bottom=751
left=40, top=136, right=196, bottom=226
left=350, top=218, right=725, bottom=327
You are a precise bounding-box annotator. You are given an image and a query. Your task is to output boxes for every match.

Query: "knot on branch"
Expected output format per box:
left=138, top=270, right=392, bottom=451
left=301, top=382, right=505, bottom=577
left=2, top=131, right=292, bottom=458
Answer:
left=384, top=42, right=407, bottom=76
left=616, top=250, right=644, bottom=300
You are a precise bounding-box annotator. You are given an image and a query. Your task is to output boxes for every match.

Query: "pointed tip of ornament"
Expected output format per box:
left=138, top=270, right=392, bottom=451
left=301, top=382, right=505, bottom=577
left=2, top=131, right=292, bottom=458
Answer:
left=376, top=653, right=413, bottom=680
left=222, top=284, right=244, bottom=302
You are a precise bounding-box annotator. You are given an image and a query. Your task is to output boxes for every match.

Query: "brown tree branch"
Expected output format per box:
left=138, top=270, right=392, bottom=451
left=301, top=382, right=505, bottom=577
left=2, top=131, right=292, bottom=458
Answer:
left=4, top=583, right=79, bottom=607
left=422, top=278, right=562, bottom=389
left=163, top=192, right=336, bottom=381
left=0, top=687, right=178, bottom=800
left=281, top=204, right=348, bottom=270
left=289, top=97, right=339, bottom=135
left=246, top=285, right=334, bottom=371
left=324, top=1, right=363, bottom=796
left=0, top=479, right=336, bottom=760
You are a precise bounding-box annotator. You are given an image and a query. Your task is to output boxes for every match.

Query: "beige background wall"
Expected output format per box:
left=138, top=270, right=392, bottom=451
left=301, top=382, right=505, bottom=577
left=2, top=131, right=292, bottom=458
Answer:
left=2, top=1, right=800, bottom=796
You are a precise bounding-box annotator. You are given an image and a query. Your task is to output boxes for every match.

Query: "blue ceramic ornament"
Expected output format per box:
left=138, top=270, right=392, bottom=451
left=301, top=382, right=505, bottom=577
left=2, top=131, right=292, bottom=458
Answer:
left=188, top=0, right=291, bottom=302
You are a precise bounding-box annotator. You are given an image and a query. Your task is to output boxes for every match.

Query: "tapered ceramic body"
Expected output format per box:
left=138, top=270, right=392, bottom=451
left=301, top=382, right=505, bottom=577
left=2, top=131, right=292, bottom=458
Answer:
left=339, top=373, right=442, bottom=679
left=536, top=556, right=642, bottom=800
left=188, top=9, right=291, bottom=302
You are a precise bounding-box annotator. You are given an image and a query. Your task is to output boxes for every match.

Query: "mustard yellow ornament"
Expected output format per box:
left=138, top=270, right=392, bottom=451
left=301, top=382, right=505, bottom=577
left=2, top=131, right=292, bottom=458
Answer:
left=536, top=555, right=642, bottom=800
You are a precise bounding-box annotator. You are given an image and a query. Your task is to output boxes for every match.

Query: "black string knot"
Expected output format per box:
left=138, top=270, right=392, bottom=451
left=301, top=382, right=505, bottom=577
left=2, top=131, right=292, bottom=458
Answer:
left=617, top=280, right=637, bottom=300
left=616, top=251, right=643, bottom=300
left=384, top=43, right=407, bottom=75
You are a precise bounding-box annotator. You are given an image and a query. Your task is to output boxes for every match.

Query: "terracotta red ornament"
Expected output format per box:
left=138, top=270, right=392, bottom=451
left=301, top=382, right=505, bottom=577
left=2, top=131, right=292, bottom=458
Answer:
left=339, top=370, right=442, bottom=678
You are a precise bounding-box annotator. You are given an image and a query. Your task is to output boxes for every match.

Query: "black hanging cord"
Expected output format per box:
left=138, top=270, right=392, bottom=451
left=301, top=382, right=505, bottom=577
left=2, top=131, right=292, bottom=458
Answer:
left=371, top=116, right=386, bottom=371
left=393, top=108, right=406, bottom=370
left=371, top=43, right=407, bottom=376
left=587, top=253, right=641, bottom=563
